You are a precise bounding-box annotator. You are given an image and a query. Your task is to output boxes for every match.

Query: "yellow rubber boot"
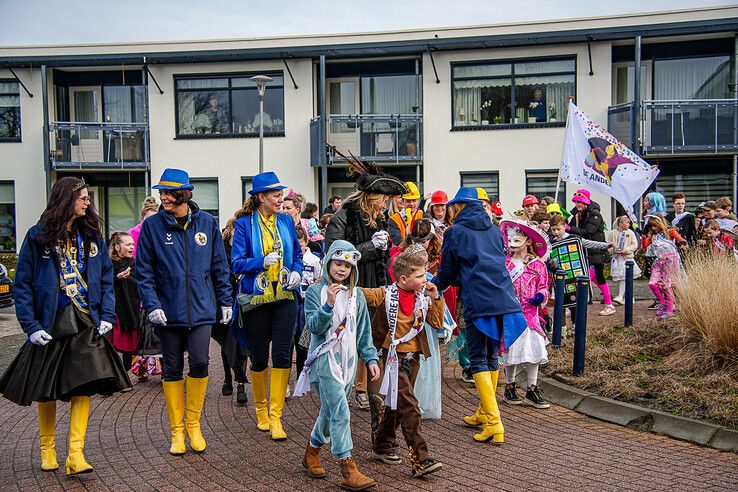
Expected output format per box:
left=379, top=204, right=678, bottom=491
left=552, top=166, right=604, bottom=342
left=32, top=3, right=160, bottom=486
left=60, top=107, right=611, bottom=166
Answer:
left=162, top=379, right=186, bottom=455
left=463, top=405, right=482, bottom=427
left=472, top=371, right=504, bottom=445
left=268, top=368, right=290, bottom=441
left=185, top=376, right=208, bottom=452
left=38, top=401, right=59, bottom=471
left=65, top=396, right=94, bottom=475
left=251, top=369, right=270, bottom=431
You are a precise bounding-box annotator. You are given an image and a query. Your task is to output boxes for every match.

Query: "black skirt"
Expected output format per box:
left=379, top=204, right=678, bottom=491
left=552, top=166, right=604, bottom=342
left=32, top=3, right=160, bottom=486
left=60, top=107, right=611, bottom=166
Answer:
left=0, top=308, right=132, bottom=406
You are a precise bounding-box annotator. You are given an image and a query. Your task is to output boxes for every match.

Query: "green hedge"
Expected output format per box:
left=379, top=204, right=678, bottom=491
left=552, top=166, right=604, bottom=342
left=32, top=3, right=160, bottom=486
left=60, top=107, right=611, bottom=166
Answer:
left=0, top=253, right=18, bottom=280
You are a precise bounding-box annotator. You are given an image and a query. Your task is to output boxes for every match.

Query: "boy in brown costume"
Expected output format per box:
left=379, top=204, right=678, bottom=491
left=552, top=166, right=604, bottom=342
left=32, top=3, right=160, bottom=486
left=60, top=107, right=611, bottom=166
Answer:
left=362, top=247, right=444, bottom=478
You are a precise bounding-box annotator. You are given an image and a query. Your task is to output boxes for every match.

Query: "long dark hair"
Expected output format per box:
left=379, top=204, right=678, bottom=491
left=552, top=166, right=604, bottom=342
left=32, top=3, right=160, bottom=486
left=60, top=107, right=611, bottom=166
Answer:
left=36, top=177, right=103, bottom=245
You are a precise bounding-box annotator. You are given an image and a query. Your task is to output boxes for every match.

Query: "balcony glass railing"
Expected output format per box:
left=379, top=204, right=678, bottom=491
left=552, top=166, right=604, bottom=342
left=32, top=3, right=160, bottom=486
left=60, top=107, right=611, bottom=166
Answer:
left=50, top=122, right=150, bottom=169
left=324, top=114, right=422, bottom=164
left=607, top=99, right=738, bottom=154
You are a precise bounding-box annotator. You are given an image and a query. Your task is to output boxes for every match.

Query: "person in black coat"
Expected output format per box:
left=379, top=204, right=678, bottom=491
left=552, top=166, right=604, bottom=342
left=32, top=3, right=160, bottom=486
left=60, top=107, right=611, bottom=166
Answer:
left=568, top=189, right=615, bottom=315
left=665, top=193, right=698, bottom=246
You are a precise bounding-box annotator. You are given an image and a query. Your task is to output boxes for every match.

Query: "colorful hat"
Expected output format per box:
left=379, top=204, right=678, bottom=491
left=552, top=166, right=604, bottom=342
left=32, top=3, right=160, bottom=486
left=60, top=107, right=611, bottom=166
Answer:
left=491, top=201, right=504, bottom=217
left=403, top=182, right=421, bottom=200
left=499, top=219, right=551, bottom=259
left=152, top=168, right=194, bottom=191
left=448, top=187, right=481, bottom=207
left=546, top=203, right=572, bottom=219
left=331, top=146, right=408, bottom=196
left=429, top=190, right=448, bottom=206
left=522, top=195, right=539, bottom=207
left=249, top=172, right=287, bottom=196
left=572, top=189, right=591, bottom=205
left=329, top=248, right=361, bottom=267
left=476, top=188, right=490, bottom=202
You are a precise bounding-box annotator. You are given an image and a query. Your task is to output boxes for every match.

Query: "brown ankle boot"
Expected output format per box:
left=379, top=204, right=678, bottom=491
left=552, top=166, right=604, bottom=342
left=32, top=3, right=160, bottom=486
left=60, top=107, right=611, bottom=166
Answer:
left=339, top=457, right=376, bottom=491
left=302, top=444, right=326, bottom=478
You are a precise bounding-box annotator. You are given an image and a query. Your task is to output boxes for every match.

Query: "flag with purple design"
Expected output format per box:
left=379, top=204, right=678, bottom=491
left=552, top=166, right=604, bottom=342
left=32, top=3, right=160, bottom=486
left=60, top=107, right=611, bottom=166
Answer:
left=560, top=103, right=659, bottom=217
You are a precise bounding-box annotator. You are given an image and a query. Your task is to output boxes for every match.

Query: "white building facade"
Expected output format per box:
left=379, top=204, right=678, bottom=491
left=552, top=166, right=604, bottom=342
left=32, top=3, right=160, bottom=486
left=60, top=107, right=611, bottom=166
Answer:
left=1, top=6, right=737, bottom=251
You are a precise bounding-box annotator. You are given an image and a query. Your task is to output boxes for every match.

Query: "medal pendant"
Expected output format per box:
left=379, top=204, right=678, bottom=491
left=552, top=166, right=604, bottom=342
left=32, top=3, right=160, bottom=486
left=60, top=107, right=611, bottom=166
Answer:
left=66, top=283, right=78, bottom=297
left=63, top=272, right=76, bottom=280
left=279, top=268, right=290, bottom=286
left=70, top=259, right=78, bottom=268
left=255, top=273, right=270, bottom=292
left=60, top=259, right=67, bottom=269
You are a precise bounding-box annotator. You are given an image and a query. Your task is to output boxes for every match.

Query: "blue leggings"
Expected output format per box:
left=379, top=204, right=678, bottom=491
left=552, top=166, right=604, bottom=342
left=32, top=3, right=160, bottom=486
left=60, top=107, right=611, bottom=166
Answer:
left=465, top=318, right=501, bottom=374
left=309, top=377, right=353, bottom=459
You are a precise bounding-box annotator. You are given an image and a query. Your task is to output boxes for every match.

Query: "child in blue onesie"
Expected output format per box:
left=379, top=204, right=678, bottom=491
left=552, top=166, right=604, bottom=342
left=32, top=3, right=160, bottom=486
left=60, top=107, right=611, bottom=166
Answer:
left=294, top=239, right=380, bottom=492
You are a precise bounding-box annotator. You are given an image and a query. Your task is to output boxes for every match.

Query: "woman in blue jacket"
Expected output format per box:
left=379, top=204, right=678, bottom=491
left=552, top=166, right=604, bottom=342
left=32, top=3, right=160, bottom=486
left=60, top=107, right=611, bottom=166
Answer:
left=135, top=168, right=232, bottom=456
left=0, top=177, right=131, bottom=475
left=231, top=171, right=303, bottom=441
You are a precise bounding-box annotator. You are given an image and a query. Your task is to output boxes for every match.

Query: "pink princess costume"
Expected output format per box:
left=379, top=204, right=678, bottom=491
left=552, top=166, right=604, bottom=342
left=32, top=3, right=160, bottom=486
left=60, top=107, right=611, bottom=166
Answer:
left=498, top=220, right=550, bottom=394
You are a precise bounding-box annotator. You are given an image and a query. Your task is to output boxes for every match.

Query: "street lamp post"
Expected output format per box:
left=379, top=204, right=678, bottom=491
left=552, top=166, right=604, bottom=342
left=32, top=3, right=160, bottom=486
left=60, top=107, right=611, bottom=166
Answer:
left=250, top=75, right=272, bottom=174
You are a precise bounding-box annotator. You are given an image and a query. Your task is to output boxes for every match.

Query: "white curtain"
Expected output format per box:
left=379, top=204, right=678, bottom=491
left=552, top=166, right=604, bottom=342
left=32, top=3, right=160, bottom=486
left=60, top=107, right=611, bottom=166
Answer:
left=654, top=57, right=731, bottom=100
left=362, top=76, right=417, bottom=114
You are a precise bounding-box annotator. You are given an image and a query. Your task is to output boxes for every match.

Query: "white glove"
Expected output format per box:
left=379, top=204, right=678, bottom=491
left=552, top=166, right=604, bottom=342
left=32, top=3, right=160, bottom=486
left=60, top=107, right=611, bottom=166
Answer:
left=98, top=321, right=113, bottom=336
left=263, top=252, right=280, bottom=268
left=148, top=309, right=167, bottom=326
left=30, top=330, right=53, bottom=346
left=286, top=271, right=302, bottom=290
left=440, top=327, right=453, bottom=345
left=220, top=306, right=233, bottom=324
left=371, top=231, right=389, bottom=251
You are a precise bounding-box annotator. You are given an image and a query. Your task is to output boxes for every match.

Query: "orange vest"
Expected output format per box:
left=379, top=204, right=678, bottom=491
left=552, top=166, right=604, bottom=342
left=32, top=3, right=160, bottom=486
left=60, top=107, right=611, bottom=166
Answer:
left=390, top=209, right=424, bottom=240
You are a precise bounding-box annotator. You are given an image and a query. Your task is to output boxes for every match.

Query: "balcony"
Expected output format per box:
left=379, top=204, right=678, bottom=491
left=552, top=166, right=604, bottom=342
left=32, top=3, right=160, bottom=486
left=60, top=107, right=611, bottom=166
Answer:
left=607, top=100, right=738, bottom=155
left=50, top=122, right=150, bottom=170
left=310, top=114, right=422, bottom=166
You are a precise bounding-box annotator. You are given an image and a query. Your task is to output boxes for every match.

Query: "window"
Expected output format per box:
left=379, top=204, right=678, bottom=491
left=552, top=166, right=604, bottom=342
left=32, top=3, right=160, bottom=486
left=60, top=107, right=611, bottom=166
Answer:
left=175, top=73, right=284, bottom=138
left=107, top=185, right=147, bottom=234
left=452, top=58, right=575, bottom=129
left=241, top=176, right=253, bottom=203
left=361, top=75, right=419, bottom=114
left=192, top=179, right=219, bottom=222
left=526, top=171, right=565, bottom=206
left=0, top=182, right=16, bottom=252
left=103, top=85, right=146, bottom=123
left=0, top=81, right=21, bottom=141
left=460, top=172, right=499, bottom=200
left=654, top=56, right=731, bottom=100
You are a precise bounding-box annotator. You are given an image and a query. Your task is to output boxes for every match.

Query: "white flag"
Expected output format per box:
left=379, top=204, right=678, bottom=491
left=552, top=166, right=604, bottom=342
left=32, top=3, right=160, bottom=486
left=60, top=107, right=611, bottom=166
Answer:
left=560, top=103, right=659, bottom=216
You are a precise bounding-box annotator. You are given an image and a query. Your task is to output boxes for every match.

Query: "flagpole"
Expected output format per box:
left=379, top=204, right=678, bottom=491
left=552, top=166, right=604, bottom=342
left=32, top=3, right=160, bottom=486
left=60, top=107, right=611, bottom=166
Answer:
left=554, top=96, right=576, bottom=206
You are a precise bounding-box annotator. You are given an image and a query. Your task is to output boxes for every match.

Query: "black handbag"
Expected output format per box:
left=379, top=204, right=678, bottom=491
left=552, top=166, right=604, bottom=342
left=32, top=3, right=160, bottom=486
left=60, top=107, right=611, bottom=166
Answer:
left=137, top=311, right=161, bottom=355
left=50, top=303, right=80, bottom=339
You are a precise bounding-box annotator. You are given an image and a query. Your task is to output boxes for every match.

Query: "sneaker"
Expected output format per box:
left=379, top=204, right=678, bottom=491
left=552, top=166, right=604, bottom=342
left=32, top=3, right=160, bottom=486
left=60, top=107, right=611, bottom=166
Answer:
left=598, top=305, right=616, bottom=316
left=222, top=382, right=233, bottom=396
left=524, top=385, right=550, bottom=409
left=647, top=300, right=660, bottom=310
left=658, top=311, right=675, bottom=320
left=374, top=451, right=402, bottom=465
left=354, top=391, right=370, bottom=410
left=503, top=383, right=522, bottom=405
left=655, top=304, right=666, bottom=317
left=236, top=383, right=248, bottom=406
left=612, top=297, right=624, bottom=306
left=461, top=367, right=474, bottom=383
left=412, top=458, right=442, bottom=478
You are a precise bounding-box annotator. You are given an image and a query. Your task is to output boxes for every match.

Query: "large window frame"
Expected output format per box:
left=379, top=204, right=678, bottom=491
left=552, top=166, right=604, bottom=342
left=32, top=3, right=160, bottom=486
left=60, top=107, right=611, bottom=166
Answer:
left=0, top=181, right=16, bottom=252
left=525, top=170, right=566, bottom=207
left=190, top=178, right=220, bottom=222
left=0, top=80, right=21, bottom=142
left=460, top=171, right=499, bottom=200
left=174, top=72, right=285, bottom=139
left=451, top=56, right=576, bottom=131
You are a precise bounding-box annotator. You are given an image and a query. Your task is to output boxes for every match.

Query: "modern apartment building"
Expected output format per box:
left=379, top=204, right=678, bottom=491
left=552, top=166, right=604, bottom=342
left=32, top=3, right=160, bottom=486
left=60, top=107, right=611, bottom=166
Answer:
left=1, top=6, right=737, bottom=252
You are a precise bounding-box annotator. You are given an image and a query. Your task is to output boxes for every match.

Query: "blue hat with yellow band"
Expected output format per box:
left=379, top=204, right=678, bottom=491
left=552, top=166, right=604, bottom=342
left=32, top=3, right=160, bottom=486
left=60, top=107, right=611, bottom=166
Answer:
left=249, top=171, right=287, bottom=195
left=152, top=168, right=194, bottom=191
left=447, top=187, right=481, bottom=207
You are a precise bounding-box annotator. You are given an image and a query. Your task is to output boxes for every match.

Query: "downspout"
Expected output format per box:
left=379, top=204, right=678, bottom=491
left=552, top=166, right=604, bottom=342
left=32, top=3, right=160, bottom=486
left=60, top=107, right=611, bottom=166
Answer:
left=632, top=36, right=642, bottom=155
left=41, top=65, right=51, bottom=199
left=319, top=55, right=328, bottom=210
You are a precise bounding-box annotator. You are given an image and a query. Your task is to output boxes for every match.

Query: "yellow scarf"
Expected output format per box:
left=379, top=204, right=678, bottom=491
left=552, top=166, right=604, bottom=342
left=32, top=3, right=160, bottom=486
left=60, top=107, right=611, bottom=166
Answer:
left=257, top=211, right=282, bottom=282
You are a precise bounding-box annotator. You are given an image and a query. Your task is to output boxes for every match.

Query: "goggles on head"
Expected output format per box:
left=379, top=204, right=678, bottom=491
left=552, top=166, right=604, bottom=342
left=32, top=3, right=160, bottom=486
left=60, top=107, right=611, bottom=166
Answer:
left=330, top=249, right=361, bottom=267
left=574, top=192, right=588, bottom=199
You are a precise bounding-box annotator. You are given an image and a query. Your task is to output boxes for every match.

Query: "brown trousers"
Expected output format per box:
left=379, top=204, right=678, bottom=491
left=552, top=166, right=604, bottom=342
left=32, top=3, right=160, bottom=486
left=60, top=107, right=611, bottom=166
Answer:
left=367, top=351, right=429, bottom=463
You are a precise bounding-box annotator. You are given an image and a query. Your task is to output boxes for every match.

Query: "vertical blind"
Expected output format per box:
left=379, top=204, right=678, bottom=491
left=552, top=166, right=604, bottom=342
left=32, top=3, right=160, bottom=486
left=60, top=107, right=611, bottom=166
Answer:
left=460, top=172, right=499, bottom=200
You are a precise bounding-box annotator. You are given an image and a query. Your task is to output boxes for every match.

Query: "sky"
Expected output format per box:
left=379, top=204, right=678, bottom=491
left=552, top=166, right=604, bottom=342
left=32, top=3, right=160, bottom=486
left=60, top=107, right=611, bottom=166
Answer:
left=0, top=0, right=735, bottom=46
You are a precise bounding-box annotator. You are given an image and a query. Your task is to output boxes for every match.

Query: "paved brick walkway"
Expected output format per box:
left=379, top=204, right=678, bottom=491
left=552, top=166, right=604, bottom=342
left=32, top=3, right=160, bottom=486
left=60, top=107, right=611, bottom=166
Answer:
left=1, top=301, right=737, bottom=491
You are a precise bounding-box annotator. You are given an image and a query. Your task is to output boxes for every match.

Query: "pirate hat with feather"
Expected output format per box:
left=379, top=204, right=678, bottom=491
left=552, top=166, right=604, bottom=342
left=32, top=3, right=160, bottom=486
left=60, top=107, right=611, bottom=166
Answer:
left=330, top=145, right=409, bottom=196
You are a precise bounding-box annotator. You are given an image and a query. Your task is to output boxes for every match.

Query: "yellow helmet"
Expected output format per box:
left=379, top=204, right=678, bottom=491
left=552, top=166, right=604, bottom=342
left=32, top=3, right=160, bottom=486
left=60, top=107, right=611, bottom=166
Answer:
left=403, top=182, right=421, bottom=200
left=476, top=187, right=490, bottom=202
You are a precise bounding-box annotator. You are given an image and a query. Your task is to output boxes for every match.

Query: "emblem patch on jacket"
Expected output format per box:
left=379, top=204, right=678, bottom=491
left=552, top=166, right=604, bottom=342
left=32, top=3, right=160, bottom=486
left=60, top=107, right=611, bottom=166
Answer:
left=89, top=243, right=98, bottom=257
left=195, top=232, right=208, bottom=246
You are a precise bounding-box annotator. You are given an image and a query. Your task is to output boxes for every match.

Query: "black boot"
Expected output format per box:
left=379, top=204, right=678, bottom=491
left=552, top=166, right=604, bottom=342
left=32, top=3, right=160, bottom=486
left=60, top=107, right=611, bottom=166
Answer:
left=524, top=385, right=550, bottom=409
left=236, top=383, right=248, bottom=406
left=503, top=383, right=522, bottom=405
left=222, top=375, right=233, bottom=396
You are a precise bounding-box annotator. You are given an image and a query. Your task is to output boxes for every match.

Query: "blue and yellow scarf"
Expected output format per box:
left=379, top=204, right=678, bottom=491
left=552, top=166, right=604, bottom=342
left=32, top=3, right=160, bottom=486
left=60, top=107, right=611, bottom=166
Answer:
left=248, top=213, right=294, bottom=305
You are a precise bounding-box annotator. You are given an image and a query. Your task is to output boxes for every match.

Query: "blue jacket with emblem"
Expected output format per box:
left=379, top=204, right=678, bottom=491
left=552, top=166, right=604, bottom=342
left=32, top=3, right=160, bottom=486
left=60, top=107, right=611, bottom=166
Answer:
left=13, top=223, right=116, bottom=337
left=135, top=202, right=232, bottom=328
left=433, top=201, right=521, bottom=321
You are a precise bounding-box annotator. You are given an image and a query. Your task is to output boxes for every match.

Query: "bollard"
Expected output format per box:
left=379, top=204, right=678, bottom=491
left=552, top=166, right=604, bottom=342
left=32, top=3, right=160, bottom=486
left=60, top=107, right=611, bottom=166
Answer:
left=552, top=270, right=566, bottom=348
left=572, top=276, right=590, bottom=376
left=624, top=260, right=634, bottom=327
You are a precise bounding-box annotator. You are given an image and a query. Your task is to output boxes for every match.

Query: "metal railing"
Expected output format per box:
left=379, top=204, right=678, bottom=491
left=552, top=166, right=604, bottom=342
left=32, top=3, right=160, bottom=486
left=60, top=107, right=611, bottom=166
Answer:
left=49, top=122, right=150, bottom=169
left=323, top=114, right=423, bottom=164
left=607, top=99, right=738, bottom=155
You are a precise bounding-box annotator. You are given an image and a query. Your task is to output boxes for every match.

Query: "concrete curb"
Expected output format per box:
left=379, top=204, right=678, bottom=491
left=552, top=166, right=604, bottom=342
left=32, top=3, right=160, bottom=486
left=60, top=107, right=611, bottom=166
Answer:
left=513, top=371, right=737, bottom=453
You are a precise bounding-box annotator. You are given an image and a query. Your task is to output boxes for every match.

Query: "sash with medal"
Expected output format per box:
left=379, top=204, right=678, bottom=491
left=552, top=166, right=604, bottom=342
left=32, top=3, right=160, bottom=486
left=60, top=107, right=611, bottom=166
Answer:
left=379, top=284, right=429, bottom=410
left=56, top=233, right=90, bottom=314
left=247, top=212, right=294, bottom=306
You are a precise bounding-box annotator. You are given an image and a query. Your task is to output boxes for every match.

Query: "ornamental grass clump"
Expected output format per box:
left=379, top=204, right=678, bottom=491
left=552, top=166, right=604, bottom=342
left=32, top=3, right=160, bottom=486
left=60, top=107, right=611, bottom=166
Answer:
left=675, top=250, right=738, bottom=368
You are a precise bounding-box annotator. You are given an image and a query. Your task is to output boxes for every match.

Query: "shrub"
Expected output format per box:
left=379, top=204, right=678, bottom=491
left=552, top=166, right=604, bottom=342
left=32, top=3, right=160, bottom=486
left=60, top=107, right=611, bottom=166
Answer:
left=675, top=251, right=738, bottom=367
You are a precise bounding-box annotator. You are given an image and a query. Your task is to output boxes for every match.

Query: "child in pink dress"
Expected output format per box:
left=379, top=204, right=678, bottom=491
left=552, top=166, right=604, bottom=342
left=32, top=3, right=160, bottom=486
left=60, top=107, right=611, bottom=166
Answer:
left=499, top=220, right=551, bottom=409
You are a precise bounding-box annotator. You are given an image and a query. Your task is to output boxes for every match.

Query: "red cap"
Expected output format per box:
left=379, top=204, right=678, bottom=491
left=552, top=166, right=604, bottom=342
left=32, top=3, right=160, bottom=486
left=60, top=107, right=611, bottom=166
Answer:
left=429, top=190, right=448, bottom=206
left=491, top=201, right=504, bottom=216
left=522, top=195, right=539, bottom=207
